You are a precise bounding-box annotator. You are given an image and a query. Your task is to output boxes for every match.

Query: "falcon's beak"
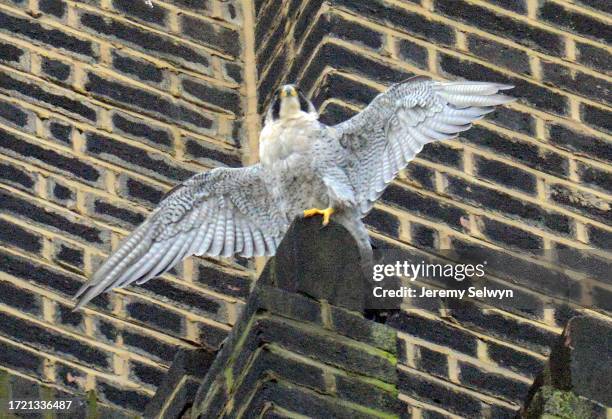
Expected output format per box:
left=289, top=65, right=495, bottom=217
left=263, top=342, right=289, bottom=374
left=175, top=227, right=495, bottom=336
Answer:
left=280, top=85, right=298, bottom=98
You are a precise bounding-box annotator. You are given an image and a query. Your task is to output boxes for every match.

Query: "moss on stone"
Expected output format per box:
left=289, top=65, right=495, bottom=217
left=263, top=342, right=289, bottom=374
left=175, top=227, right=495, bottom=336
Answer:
left=355, top=374, right=399, bottom=397
left=370, top=323, right=397, bottom=355
left=86, top=389, right=98, bottom=419
left=525, top=386, right=592, bottom=419
left=0, top=370, right=9, bottom=402
left=347, top=402, right=401, bottom=419
left=223, top=366, right=234, bottom=391
left=0, top=370, right=11, bottom=419
left=40, top=386, right=55, bottom=419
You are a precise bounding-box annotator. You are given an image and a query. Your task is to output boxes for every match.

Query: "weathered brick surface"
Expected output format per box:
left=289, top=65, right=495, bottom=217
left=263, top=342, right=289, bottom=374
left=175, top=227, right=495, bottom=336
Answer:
left=0, top=0, right=246, bottom=415
left=188, top=228, right=401, bottom=418
left=252, top=0, right=611, bottom=416
left=0, top=0, right=610, bottom=417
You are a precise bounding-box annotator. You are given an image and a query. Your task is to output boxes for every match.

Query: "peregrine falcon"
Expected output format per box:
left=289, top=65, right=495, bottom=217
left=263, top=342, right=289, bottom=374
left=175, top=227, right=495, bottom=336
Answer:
left=73, top=77, right=514, bottom=309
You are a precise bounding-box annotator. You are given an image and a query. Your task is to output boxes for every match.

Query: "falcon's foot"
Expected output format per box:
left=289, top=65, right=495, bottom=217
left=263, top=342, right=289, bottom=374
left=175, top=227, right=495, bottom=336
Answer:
left=303, top=207, right=335, bottom=226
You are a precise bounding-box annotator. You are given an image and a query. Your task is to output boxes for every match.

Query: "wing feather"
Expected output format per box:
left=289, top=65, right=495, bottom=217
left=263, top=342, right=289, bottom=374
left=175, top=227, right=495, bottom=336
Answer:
left=240, top=218, right=255, bottom=258
left=251, top=228, right=266, bottom=257
left=263, top=231, right=277, bottom=256
left=223, top=206, right=236, bottom=257
left=73, top=165, right=286, bottom=310
left=187, top=203, right=210, bottom=256
left=233, top=214, right=245, bottom=255
left=116, top=242, right=164, bottom=289
left=196, top=206, right=218, bottom=256
left=164, top=229, right=198, bottom=277
left=210, top=200, right=227, bottom=257
left=145, top=235, right=187, bottom=282
left=333, top=77, right=515, bottom=214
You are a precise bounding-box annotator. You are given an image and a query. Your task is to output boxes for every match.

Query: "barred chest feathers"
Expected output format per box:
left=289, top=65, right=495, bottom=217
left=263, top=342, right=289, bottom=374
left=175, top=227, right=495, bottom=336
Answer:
left=259, top=114, right=320, bottom=169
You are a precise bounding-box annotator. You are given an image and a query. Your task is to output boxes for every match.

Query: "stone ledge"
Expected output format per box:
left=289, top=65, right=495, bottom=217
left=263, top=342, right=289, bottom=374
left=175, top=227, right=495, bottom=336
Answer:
left=144, top=218, right=403, bottom=418
left=522, top=315, right=612, bottom=418
left=143, top=348, right=216, bottom=419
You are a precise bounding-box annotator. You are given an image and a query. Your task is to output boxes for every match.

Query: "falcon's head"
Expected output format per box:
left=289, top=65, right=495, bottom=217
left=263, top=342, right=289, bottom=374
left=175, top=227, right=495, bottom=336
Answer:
left=266, top=84, right=316, bottom=122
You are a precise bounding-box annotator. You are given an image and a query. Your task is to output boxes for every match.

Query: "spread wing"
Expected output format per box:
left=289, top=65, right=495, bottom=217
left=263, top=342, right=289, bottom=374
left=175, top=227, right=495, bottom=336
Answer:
left=73, top=165, right=287, bottom=310
left=333, top=76, right=515, bottom=214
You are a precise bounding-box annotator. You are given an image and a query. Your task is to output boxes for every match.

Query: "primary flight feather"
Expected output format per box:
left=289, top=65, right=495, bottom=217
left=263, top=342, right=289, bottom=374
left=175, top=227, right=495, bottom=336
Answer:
left=73, top=76, right=514, bottom=309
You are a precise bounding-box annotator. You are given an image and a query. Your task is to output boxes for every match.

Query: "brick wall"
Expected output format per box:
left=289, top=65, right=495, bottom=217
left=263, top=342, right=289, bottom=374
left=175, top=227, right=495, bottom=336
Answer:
left=0, top=0, right=610, bottom=417
left=0, top=0, right=253, bottom=415
left=254, top=0, right=611, bottom=417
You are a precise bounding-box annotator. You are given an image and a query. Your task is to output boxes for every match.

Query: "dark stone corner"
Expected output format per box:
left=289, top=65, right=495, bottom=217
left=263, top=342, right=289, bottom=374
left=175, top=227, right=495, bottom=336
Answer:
left=143, top=348, right=217, bottom=419
left=522, top=315, right=612, bottom=418
left=142, top=218, right=403, bottom=418
left=140, top=220, right=612, bottom=419
left=258, top=217, right=393, bottom=313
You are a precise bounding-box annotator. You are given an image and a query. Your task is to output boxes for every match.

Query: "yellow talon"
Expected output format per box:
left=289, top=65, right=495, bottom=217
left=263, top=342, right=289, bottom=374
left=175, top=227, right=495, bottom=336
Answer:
left=303, top=207, right=335, bottom=226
